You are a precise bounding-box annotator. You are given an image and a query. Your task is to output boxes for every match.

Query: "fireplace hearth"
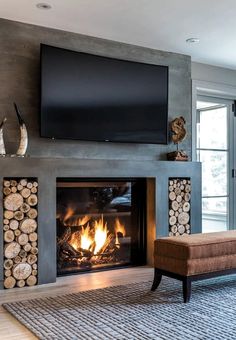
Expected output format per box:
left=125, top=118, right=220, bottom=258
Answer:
left=56, top=179, right=147, bottom=275
left=0, top=157, right=202, bottom=289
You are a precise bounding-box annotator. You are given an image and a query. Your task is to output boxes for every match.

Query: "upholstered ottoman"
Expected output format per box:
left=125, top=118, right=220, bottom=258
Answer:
left=151, top=231, right=236, bottom=302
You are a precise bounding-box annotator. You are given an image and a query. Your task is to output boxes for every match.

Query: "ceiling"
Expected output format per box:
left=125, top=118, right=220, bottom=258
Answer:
left=1, top=0, right=236, bottom=69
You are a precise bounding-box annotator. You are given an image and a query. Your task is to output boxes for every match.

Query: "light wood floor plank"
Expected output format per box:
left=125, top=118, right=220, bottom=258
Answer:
left=0, top=266, right=153, bottom=340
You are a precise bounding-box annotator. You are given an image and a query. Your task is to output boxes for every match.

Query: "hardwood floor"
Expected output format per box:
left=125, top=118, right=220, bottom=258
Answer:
left=0, top=266, right=153, bottom=340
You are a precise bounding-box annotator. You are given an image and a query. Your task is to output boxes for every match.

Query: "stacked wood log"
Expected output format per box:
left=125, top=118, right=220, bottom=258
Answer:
left=168, top=178, right=191, bottom=236
left=3, top=178, right=38, bottom=289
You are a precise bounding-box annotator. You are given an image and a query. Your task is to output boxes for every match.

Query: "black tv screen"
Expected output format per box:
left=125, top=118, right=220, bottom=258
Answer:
left=40, top=44, right=168, bottom=144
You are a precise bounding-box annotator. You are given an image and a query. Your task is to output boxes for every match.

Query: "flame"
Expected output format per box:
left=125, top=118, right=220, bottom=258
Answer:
left=81, top=224, right=93, bottom=250
left=115, top=218, right=126, bottom=249
left=94, top=215, right=109, bottom=255
left=69, top=231, right=80, bottom=251
left=68, top=215, right=125, bottom=256
left=63, top=207, right=75, bottom=224
left=77, top=215, right=90, bottom=226
left=115, top=218, right=126, bottom=236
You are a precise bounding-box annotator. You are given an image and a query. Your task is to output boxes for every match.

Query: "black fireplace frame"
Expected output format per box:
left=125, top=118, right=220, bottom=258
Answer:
left=56, top=177, right=147, bottom=276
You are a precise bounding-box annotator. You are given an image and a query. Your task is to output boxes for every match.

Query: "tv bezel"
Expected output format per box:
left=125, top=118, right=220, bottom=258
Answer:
left=40, top=44, right=169, bottom=145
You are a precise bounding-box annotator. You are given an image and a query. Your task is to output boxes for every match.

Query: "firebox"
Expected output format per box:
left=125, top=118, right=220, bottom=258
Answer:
left=56, top=178, right=147, bottom=275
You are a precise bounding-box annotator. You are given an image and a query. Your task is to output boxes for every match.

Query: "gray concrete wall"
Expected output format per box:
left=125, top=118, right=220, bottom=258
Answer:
left=0, top=158, right=202, bottom=287
left=0, top=18, right=192, bottom=160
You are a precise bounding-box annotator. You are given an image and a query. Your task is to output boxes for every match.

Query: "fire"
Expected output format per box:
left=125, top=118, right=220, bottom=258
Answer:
left=115, top=218, right=126, bottom=248
left=69, top=231, right=80, bottom=250
left=94, top=216, right=108, bottom=255
left=63, top=207, right=75, bottom=224
left=77, top=215, right=90, bottom=226
left=81, top=224, right=93, bottom=250
left=115, top=218, right=126, bottom=237
left=68, top=215, right=126, bottom=256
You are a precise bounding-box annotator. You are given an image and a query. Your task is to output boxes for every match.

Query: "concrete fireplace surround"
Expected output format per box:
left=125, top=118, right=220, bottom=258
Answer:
left=0, top=19, right=198, bottom=288
left=0, top=157, right=202, bottom=289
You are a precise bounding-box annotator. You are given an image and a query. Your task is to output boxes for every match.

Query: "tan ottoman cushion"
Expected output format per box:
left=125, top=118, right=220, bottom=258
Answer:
left=154, top=231, right=236, bottom=276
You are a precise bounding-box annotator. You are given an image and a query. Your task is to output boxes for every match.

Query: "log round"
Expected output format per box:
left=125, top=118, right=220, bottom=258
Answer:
left=4, top=193, right=24, bottom=211
left=4, top=242, right=21, bottom=259
left=171, top=201, right=179, bottom=211
left=176, top=195, right=182, bottom=203
left=27, top=254, right=37, bottom=265
left=20, top=218, right=37, bottom=234
left=26, top=275, right=37, bottom=286
left=21, top=188, right=31, bottom=198
left=31, top=241, right=37, bottom=248
left=13, top=255, right=21, bottom=264
left=3, top=187, right=11, bottom=196
left=3, top=224, right=9, bottom=231
left=27, top=194, right=38, bottom=206
left=5, top=269, right=12, bottom=277
left=169, top=215, right=177, bottom=226
left=32, top=263, right=37, bottom=270
left=11, top=186, right=17, bottom=193
left=19, top=249, right=27, bottom=258
left=23, top=243, right=32, bottom=252
left=17, top=233, right=29, bottom=246
left=185, top=224, right=190, bottom=230
left=169, top=209, right=174, bottom=216
left=3, top=180, right=10, bottom=187
left=185, top=184, right=191, bottom=193
left=27, top=182, right=33, bottom=189
left=10, top=180, right=17, bottom=187
left=31, top=187, right=37, bottom=194
left=178, top=225, right=185, bottom=234
left=31, top=247, right=38, bottom=255
left=17, top=280, right=26, bottom=288
left=3, top=219, right=9, bottom=225
left=12, top=263, right=32, bottom=280
left=4, top=210, right=14, bottom=219
left=27, top=208, right=38, bottom=219
left=4, top=276, right=16, bottom=289
left=20, top=203, right=30, bottom=213
left=169, top=192, right=176, bottom=201
left=33, top=181, right=38, bottom=187
left=174, top=187, right=181, bottom=195
left=32, top=269, right=38, bottom=276
left=29, top=232, right=38, bottom=242
left=171, top=225, right=178, bottom=233
left=4, top=230, right=15, bottom=243
left=178, top=212, right=190, bottom=225
left=14, top=229, right=21, bottom=237
left=20, top=179, right=27, bottom=187
left=183, top=202, right=190, bottom=212
left=4, top=259, right=13, bottom=270
left=14, top=210, right=24, bottom=221
left=184, top=193, right=191, bottom=201
left=17, top=184, right=23, bottom=191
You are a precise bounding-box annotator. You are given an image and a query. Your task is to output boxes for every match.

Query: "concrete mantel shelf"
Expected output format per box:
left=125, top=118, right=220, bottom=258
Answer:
left=0, top=157, right=202, bottom=288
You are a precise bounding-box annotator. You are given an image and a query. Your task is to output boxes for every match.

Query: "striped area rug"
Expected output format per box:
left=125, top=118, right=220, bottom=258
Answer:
left=3, top=275, right=236, bottom=339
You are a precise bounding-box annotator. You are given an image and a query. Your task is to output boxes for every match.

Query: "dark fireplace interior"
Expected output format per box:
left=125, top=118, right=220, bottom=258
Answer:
left=56, top=178, right=147, bottom=276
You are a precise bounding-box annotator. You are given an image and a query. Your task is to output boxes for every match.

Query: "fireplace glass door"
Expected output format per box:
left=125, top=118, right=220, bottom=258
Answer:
left=56, top=179, right=146, bottom=275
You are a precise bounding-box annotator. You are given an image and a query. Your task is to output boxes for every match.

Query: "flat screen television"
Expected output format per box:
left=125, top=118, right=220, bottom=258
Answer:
left=40, top=44, right=168, bottom=144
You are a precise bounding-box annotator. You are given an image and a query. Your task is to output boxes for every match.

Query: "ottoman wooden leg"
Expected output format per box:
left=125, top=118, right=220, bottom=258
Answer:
left=183, top=277, right=191, bottom=303
left=151, top=268, right=162, bottom=291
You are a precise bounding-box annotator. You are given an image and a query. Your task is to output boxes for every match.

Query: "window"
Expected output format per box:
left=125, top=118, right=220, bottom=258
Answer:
left=196, top=97, right=234, bottom=232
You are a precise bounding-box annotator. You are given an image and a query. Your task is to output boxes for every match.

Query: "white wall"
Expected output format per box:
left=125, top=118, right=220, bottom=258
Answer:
left=192, top=62, right=236, bottom=87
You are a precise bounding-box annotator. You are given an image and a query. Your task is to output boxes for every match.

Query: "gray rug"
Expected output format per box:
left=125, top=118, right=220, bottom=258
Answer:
left=3, top=275, right=236, bottom=340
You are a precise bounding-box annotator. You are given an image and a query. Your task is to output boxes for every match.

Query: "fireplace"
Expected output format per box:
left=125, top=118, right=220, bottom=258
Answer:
left=56, top=178, right=147, bottom=275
